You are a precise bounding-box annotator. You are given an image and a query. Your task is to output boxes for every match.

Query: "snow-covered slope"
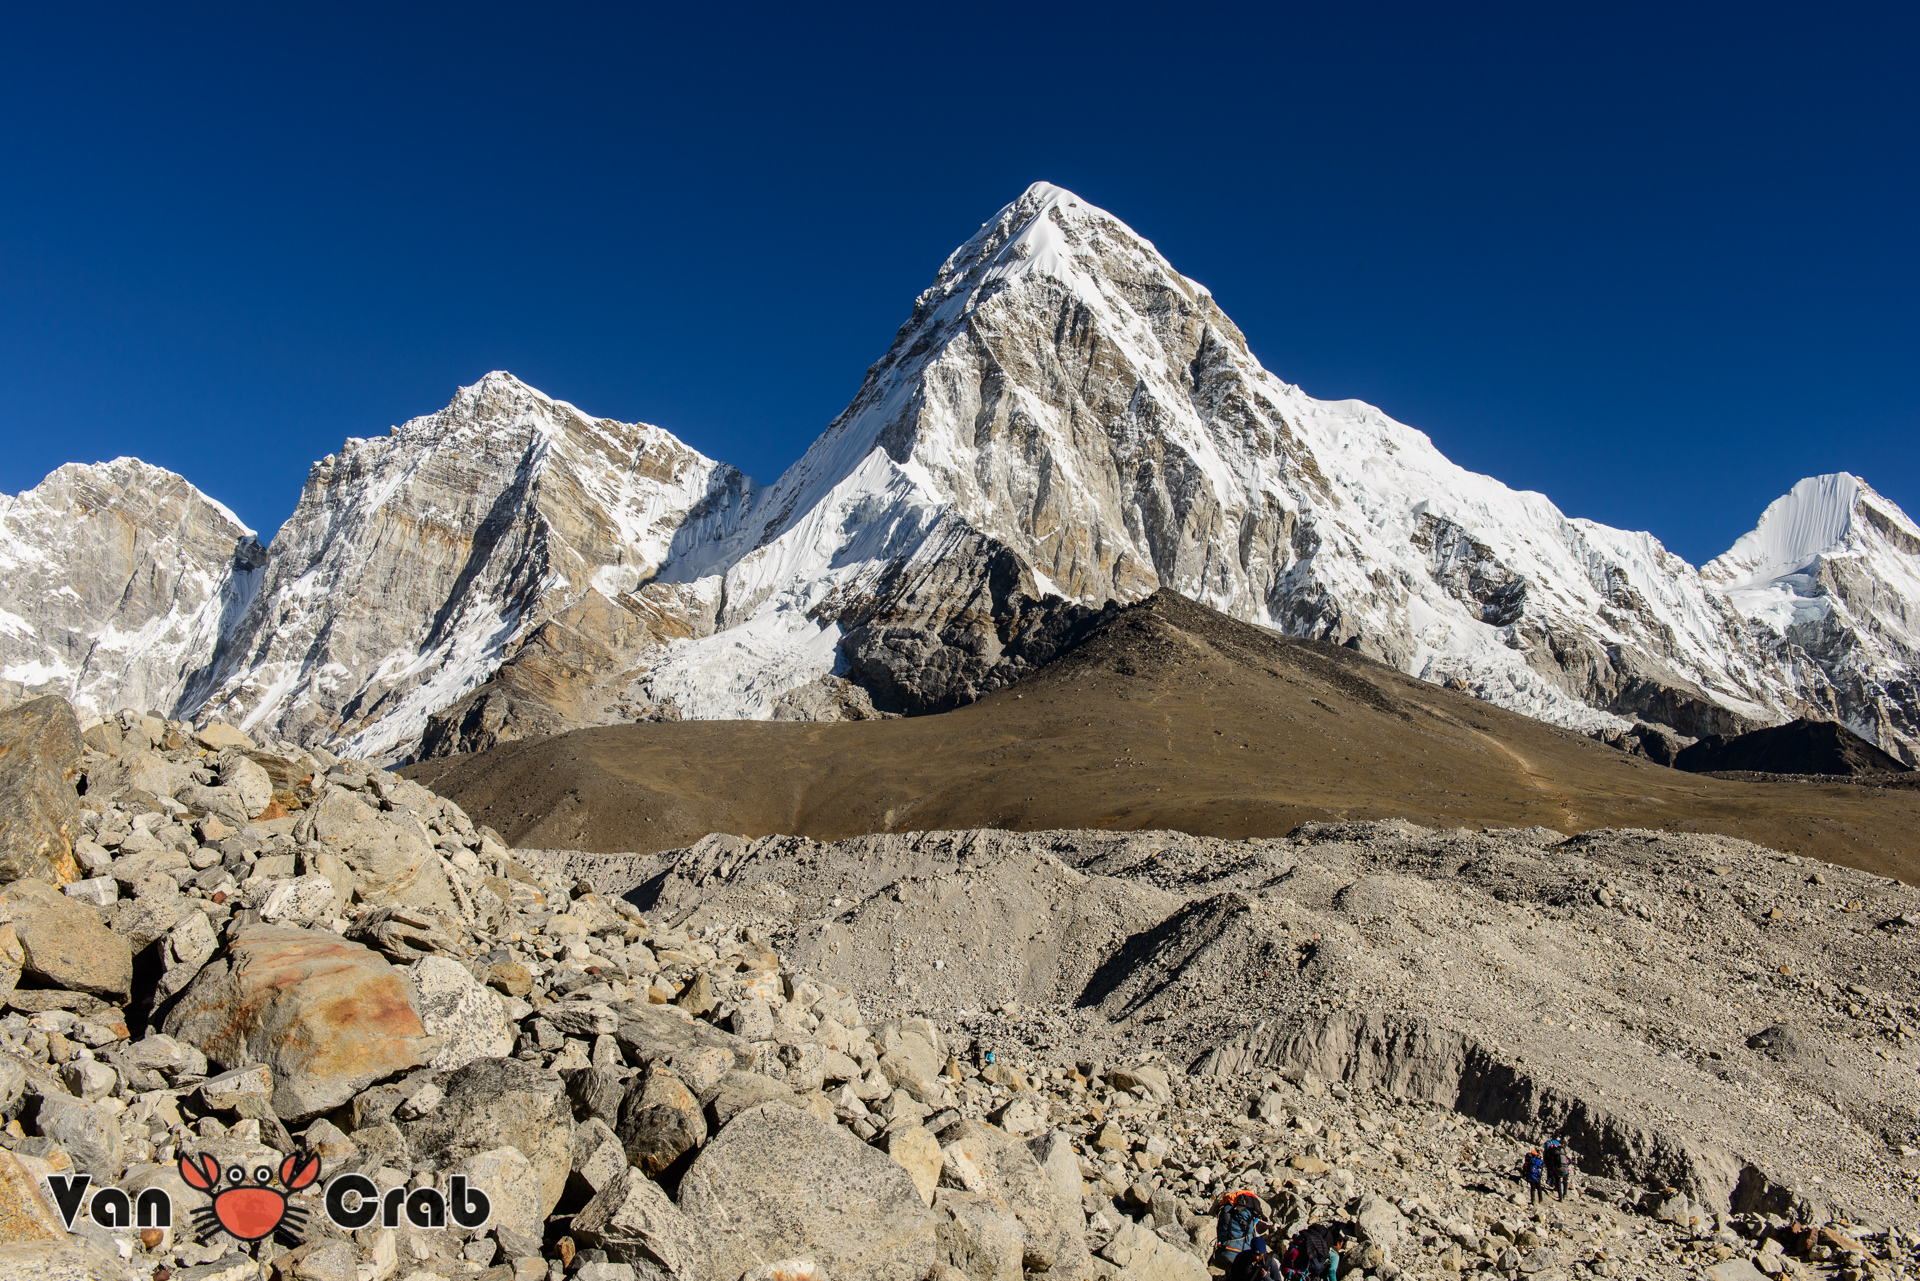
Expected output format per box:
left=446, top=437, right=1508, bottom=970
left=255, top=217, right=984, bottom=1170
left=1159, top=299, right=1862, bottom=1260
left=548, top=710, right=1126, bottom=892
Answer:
left=6, top=184, right=1915, bottom=766
left=193, top=373, right=754, bottom=758
left=1706, top=474, right=1920, bottom=763
left=0, top=459, right=264, bottom=718
left=635, top=183, right=1792, bottom=739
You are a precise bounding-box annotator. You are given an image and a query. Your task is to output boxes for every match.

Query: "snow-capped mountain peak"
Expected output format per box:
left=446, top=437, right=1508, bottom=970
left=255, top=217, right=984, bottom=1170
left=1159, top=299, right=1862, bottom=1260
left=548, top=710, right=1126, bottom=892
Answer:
left=4, top=186, right=1915, bottom=766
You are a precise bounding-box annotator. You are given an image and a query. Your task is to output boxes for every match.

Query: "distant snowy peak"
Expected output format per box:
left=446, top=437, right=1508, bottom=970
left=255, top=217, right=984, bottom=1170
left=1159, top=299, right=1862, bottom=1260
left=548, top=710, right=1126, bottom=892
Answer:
left=193, top=371, right=755, bottom=758
left=0, top=458, right=263, bottom=718
left=1708, top=473, right=1869, bottom=586
left=635, top=179, right=1797, bottom=745
left=7, top=187, right=1917, bottom=769
left=1701, top=473, right=1920, bottom=762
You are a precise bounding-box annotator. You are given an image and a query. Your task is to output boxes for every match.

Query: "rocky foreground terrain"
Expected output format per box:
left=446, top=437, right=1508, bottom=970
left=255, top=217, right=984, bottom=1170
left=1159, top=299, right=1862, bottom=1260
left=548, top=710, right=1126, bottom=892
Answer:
left=0, top=692, right=1915, bottom=1281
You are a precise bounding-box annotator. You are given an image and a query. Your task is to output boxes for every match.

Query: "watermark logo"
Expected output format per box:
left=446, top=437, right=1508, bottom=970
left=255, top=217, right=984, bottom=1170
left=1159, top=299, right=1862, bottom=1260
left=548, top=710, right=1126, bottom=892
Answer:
left=178, top=1151, right=322, bottom=1243
left=42, top=1149, right=492, bottom=1246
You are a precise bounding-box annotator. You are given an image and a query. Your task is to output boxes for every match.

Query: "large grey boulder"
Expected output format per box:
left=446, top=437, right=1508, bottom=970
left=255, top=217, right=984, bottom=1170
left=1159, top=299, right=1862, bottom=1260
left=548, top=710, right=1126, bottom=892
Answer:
left=305, top=789, right=456, bottom=913
left=571, top=1165, right=711, bottom=1281
left=408, top=955, right=512, bottom=1071
left=0, top=696, right=84, bottom=885
left=23, top=1093, right=123, bottom=1183
left=702, top=1070, right=800, bottom=1131
left=163, top=924, right=431, bottom=1121
left=0, top=878, right=131, bottom=998
left=616, top=1067, right=707, bottom=1176
left=938, top=1119, right=1091, bottom=1278
left=401, top=1056, right=574, bottom=1217
left=614, top=1001, right=744, bottom=1068
left=935, top=1190, right=1025, bottom=1281
left=678, top=1102, right=943, bottom=1281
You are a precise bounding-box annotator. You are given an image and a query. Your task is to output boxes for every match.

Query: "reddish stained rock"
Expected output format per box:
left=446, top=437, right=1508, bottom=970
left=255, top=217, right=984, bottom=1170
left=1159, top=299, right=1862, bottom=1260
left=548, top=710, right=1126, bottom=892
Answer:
left=163, top=923, right=430, bottom=1121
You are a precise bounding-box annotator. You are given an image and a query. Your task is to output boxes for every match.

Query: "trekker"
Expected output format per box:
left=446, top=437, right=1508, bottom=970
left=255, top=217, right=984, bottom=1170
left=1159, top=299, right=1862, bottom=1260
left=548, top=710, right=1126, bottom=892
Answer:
left=1278, top=1221, right=1348, bottom=1280
left=1521, top=1147, right=1547, bottom=1206
left=1212, top=1191, right=1266, bottom=1277
left=1543, top=1138, right=1572, bottom=1200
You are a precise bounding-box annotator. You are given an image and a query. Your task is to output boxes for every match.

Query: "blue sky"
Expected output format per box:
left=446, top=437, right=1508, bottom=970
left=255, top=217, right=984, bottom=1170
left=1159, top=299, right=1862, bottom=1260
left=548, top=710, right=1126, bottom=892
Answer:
left=2, top=2, right=1914, bottom=567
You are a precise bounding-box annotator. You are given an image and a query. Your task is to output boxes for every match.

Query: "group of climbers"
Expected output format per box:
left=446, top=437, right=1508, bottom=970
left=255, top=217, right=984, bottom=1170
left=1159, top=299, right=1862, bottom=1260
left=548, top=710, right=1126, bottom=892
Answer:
left=1521, top=1137, right=1575, bottom=1204
left=1208, top=1137, right=1578, bottom=1278
left=1212, top=1190, right=1350, bottom=1281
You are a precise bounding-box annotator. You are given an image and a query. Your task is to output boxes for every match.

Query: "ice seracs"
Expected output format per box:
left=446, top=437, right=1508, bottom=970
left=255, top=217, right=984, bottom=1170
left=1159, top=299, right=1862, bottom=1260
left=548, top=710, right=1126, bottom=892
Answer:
left=1706, top=473, right=1920, bottom=763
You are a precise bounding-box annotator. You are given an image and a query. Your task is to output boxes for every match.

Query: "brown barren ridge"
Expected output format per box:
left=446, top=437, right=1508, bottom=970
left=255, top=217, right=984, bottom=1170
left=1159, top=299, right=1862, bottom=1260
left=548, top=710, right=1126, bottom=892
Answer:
left=408, top=591, right=1920, bottom=882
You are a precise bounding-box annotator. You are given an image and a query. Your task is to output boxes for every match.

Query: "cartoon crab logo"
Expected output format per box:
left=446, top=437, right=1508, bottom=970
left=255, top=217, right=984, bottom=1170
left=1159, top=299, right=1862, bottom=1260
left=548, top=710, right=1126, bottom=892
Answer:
left=178, top=1151, right=322, bottom=1244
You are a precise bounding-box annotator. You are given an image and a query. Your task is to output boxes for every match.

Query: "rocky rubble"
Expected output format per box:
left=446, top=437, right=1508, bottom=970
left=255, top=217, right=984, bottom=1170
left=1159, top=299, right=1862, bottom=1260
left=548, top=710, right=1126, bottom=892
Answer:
left=0, top=692, right=1914, bottom=1281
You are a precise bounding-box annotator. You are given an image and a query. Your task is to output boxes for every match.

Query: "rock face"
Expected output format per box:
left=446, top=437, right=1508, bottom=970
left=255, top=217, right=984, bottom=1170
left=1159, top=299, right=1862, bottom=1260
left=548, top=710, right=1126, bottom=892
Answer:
left=1674, top=716, right=1914, bottom=776
left=0, top=696, right=84, bottom=883
left=188, top=373, right=753, bottom=761
left=163, top=923, right=431, bottom=1120
left=0, top=458, right=264, bottom=718
left=677, top=1102, right=945, bottom=1281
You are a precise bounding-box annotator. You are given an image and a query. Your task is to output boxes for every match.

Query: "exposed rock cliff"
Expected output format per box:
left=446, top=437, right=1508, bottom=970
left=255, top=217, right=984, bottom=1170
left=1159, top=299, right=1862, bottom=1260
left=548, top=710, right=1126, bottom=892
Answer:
left=192, top=373, right=752, bottom=759
left=0, top=458, right=263, bottom=718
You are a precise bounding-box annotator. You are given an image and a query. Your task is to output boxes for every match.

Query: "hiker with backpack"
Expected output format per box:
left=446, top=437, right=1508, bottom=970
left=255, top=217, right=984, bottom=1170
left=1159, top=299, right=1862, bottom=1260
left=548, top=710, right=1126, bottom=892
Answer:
left=1276, top=1221, right=1349, bottom=1281
left=1543, top=1138, right=1572, bottom=1200
left=1521, top=1147, right=1547, bottom=1205
left=1212, top=1191, right=1279, bottom=1281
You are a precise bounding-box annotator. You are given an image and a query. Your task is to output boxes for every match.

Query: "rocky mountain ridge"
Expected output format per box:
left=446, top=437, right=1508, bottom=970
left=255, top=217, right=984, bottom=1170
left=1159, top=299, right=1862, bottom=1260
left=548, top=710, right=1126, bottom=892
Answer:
left=3, top=185, right=1917, bottom=764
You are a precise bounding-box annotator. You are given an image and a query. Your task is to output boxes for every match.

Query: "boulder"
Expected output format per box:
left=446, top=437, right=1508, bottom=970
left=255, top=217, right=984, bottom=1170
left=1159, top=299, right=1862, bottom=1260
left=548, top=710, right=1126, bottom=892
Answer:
left=617, top=1067, right=707, bottom=1176
left=568, top=1117, right=628, bottom=1199
left=305, top=789, right=456, bottom=913
left=1353, top=1194, right=1405, bottom=1248
left=986, top=1092, right=1046, bottom=1137
left=408, top=955, right=513, bottom=1071
left=454, top=1145, right=541, bottom=1245
left=572, top=1164, right=712, bottom=1281
left=935, top=1189, right=1025, bottom=1281
left=195, top=723, right=253, bottom=751
left=0, top=1148, right=64, bottom=1244
left=22, top=1093, right=122, bottom=1183
left=678, top=1102, right=943, bottom=1281
left=174, top=783, right=249, bottom=829
left=402, top=1057, right=574, bottom=1216
left=1026, top=1130, right=1084, bottom=1212
left=109, top=887, right=193, bottom=954
left=257, top=875, right=339, bottom=925
left=217, top=754, right=274, bottom=819
left=704, top=1071, right=801, bottom=1131
left=163, top=924, right=431, bottom=1121
left=1108, top=1064, right=1171, bottom=1104
left=0, top=696, right=84, bottom=885
left=614, top=1002, right=744, bottom=1068
left=0, top=925, right=22, bottom=1003
left=0, top=878, right=131, bottom=998
left=1096, top=1220, right=1204, bottom=1281
left=155, top=910, right=219, bottom=1003
left=937, top=1119, right=1090, bottom=1277
left=883, top=1125, right=944, bottom=1206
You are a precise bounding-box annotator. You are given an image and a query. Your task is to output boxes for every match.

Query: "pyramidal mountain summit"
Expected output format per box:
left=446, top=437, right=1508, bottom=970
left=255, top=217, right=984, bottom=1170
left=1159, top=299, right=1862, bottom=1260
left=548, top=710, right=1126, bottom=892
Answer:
left=3, top=183, right=1916, bottom=765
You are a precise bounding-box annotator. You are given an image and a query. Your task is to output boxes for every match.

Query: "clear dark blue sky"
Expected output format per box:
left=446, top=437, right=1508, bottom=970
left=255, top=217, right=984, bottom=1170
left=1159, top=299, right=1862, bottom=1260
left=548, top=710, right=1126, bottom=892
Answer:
left=3, top=2, right=1914, bottom=566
